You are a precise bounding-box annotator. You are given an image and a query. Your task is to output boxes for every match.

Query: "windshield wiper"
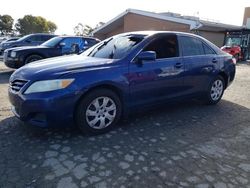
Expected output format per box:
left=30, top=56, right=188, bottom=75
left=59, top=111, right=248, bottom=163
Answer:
left=108, top=44, right=117, bottom=59
left=88, top=38, right=113, bottom=57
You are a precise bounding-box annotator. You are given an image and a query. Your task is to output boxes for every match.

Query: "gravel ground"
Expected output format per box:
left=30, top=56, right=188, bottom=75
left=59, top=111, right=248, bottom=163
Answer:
left=0, top=61, right=250, bottom=188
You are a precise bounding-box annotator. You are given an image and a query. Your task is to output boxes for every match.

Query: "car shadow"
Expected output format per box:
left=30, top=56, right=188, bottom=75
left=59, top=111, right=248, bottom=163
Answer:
left=237, top=61, right=250, bottom=66
left=1, top=99, right=249, bottom=141
left=0, top=69, right=14, bottom=84
left=1, top=98, right=250, bottom=186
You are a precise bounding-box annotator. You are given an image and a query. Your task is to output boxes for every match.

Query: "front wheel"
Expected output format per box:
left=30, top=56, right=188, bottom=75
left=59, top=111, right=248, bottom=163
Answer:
left=204, top=76, right=225, bottom=105
left=24, top=54, right=43, bottom=64
left=75, top=89, right=122, bottom=135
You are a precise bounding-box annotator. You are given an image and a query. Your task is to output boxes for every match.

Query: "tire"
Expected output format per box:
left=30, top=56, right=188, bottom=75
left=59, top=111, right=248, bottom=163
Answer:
left=24, top=55, right=43, bottom=64
left=76, top=89, right=122, bottom=135
left=204, top=75, right=225, bottom=105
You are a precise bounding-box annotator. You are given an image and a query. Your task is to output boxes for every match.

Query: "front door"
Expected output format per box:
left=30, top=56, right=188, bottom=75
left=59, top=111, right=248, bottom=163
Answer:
left=128, top=34, right=185, bottom=107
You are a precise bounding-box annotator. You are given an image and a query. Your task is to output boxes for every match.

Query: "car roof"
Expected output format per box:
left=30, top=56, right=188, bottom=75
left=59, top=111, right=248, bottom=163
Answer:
left=27, top=33, right=57, bottom=36
left=118, top=30, right=203, bottom=38
left=57, top=36, right=100, bottom=40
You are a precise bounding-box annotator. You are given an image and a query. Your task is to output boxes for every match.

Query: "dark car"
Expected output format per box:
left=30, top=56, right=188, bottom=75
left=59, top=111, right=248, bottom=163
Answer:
left=0, top=33, right=56, bottom=56
left=8, top=31, right=236, bottom=134
left=3, top=36, right=100, bottom=68
left=0, top=37, right=20, bottom=44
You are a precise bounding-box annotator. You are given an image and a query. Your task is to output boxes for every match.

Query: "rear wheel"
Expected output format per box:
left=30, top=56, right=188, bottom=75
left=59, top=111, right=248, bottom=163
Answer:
left=76, top=89, right=122, bottom=134
left=24, top=55, right=43, bottom=64
left=204, top=76, right=225, bottom=105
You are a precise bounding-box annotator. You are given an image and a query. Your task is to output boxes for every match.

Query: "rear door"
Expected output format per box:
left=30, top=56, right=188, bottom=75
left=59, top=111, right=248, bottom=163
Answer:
left=129, top=34, right=185, bottom=107
left=178, top=35, right=218, bottom=94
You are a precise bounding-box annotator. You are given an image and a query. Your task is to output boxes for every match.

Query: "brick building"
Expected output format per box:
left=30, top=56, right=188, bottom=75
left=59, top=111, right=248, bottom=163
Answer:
left=93, top=9, right=241, bottom=47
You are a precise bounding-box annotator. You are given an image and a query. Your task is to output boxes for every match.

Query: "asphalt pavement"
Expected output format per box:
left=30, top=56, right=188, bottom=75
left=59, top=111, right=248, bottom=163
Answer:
left=0, top=61, right=250, bottom=188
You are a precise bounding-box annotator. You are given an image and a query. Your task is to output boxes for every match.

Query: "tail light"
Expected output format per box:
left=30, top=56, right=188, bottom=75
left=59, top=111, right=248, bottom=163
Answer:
left=231, top=58, right=236, bottom=65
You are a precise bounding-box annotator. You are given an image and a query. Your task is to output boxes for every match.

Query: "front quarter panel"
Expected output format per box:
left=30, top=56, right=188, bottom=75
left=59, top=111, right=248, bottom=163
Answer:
left=61, top=61, right=130, bottom=107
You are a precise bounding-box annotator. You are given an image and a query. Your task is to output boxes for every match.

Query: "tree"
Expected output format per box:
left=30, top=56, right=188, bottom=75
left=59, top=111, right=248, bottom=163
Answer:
left=15, top=15, right=57, bottom=35
left=74, top=23, right=93, bottom=36
left=0, top=14, right=14, bottom=35
left=47, top=21, right=57, bottom=33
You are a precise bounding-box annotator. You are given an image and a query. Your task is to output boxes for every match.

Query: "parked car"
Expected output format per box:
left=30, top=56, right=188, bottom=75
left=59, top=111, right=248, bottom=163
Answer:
left=4, top=36, right=100, bottom=68
left=0, top=37, right=8, bottom=43
left=0, top=33, right=56, bottom=56
left=1, top=37, right=20, bottom=44
left=8, top=31, right=236, bottom=134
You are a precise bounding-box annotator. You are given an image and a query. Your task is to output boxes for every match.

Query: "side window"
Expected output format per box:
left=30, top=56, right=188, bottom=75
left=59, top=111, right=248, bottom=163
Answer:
left=41, top=35, right=53, bottom=42
left=27, top=35, right=42, bottom=42
left=203, top=43, right=216, bottom=55
left=61, top=38, right=83, bottom=48
left=86, top=39, right=98, bottom=47
left=180, top=36, right=205, bottom=56
left=143, top=35, right=179, bottom=59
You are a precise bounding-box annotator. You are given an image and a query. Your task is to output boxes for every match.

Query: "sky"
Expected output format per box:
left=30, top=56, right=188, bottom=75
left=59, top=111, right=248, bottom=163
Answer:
left=1, top=0, right=250, bottom=35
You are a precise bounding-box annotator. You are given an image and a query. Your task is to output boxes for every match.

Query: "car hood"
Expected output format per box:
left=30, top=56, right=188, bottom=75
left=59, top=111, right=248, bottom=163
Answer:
left=0, top=40, right=21, bottom=47
left=11, top=55, right=116, bottom=81
left=9, top=45, right=49, bottom=52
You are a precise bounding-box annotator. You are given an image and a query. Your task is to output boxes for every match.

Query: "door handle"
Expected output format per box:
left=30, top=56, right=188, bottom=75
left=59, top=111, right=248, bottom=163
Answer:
left=175, top=62, right=183, bottom=68
left=212, top=58, right=217, bottom=63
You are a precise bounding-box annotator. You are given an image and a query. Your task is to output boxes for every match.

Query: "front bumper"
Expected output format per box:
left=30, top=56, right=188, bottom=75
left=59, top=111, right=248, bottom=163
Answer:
left=8, top=88, right=80, bottom=128
left=3, top=53, right=22, bottom=69
left=0, top=48, right=4, bottom=56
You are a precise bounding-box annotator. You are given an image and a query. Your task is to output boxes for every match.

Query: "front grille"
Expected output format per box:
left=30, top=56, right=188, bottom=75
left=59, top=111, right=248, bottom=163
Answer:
left=10, top=79, right=28, bottom=92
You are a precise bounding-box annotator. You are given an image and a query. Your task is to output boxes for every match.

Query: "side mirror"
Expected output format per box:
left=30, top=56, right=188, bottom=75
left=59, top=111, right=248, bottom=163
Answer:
left=59, top=42, right=66, bottom=47
left=136, top=51, right=156, bottom=64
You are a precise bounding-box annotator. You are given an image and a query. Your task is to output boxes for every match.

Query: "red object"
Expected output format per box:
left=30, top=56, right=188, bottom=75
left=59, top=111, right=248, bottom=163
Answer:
left=221, top=45, right=242, bottom=62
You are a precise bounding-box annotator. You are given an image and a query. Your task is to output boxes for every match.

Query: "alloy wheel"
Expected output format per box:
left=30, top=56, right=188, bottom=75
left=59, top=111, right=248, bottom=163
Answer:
left=210, top=79, right=223, bottom=101
left=85, top=97, right=117, bottom=129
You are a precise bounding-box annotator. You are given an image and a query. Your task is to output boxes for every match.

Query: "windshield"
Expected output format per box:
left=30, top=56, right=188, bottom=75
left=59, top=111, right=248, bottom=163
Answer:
left=41, top=37, right=62, bottom=47
left=82, top=34, right=146, bottom=59
left=16, top=34, right=32, bottom=42
left=225, top=37, right=241, bottom=47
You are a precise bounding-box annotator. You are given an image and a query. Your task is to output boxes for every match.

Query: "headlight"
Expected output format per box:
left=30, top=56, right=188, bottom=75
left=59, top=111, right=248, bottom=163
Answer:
left=24, top=79, right=74, bottom=94
left=10, top=51, right=16, bottom=58
left=3, top=43, right=10, bottom=47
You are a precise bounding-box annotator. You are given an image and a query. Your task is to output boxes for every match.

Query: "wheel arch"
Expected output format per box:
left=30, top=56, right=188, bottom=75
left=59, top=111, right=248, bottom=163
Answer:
left=73, top=83, right=126, bottom=122
left=218, top=71, right=228, bottom=88
left=23, top=53, right=45, bottom=63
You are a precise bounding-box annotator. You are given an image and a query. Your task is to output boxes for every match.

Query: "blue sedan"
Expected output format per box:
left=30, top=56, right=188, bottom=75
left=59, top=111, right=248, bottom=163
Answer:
left=8, top=31, right=236, bottom=134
